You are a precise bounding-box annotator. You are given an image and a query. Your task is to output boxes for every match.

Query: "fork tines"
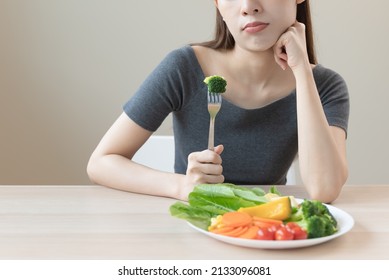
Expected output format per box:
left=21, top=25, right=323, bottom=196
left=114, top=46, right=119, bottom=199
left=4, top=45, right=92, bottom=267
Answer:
left=208, top=91, right=222, bottom=103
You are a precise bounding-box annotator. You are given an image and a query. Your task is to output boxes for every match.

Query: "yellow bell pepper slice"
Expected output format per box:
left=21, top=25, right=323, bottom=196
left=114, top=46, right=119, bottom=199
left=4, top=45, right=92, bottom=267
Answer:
left=238, top=196, right=292, bottom=220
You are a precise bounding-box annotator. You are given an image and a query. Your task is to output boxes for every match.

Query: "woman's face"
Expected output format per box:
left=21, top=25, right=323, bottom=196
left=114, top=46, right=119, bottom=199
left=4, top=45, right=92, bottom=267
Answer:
left=215, top=0, right=304, bottom=52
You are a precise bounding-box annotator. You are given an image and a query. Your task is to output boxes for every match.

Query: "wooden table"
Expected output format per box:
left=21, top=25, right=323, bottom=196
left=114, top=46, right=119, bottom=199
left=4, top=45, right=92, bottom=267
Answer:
left=0, top=185, right=388, bottom=260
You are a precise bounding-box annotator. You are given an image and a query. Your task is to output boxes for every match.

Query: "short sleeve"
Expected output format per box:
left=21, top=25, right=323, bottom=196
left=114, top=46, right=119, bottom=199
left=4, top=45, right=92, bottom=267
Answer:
left=123, top=46, right=199, bottom=132
left=315, top=65, right=350, bottom=136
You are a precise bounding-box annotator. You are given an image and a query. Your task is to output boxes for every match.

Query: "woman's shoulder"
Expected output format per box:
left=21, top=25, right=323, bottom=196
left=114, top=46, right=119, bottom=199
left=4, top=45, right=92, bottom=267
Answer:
left=164, top=45, right=197, bottom=62
left=313, top=64, right=349, bottom=100
left=162, top=45, right=223, bottom=80
left=313, top=64, right=347, bottom=84
left=169, top=45, right=221, bottom=65
left=157, top=45, right=203, bottom=74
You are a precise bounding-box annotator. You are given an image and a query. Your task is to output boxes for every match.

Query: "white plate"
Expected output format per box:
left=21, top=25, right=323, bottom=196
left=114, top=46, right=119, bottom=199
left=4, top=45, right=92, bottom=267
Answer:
left=187, top=200, right=354, bottom=249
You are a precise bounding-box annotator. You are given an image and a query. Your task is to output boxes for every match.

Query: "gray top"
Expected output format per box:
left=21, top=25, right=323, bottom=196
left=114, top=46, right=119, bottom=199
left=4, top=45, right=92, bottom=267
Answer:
left=124, top=45, right=349, bottom=185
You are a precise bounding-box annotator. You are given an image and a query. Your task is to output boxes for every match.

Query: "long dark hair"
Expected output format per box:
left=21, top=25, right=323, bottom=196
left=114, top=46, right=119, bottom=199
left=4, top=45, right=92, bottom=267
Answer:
left=194, top=1, right=317, bottom=64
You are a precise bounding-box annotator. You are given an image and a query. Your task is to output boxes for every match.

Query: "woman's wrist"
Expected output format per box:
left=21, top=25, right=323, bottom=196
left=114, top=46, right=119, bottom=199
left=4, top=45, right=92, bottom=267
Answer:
left=290, top=59, right=312, bottom=77
left=170, top=173, right=188, bottom=201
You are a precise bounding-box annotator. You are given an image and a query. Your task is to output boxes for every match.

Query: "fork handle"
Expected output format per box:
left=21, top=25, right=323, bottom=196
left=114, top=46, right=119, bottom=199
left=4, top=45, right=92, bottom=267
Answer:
left=208, top=117, right=215, bottom=151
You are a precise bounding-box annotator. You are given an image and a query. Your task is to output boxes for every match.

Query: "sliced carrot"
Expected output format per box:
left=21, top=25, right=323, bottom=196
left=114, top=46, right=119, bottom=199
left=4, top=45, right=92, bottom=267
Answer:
left=238, top=226, right=260, bottom=239
left=252, top=217, right=282, bottom=233
left=252, top=216, right=283, bottom=225
left=221, top=212, right=252, bottom=228
left=252, top=220, right=277, bottom=229
left=210, top=226, right=236, bottom=234
left=219, top=226, right=249, bottom=237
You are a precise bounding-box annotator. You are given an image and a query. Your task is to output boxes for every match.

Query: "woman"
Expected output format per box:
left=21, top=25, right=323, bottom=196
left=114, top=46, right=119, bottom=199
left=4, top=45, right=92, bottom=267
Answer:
left=87, top=0, right=349, bottom=203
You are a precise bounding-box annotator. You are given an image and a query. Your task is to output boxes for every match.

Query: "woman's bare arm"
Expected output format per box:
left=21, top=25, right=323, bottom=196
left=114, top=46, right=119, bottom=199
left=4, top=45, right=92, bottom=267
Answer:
left=87, top=112, right=224, bottom=200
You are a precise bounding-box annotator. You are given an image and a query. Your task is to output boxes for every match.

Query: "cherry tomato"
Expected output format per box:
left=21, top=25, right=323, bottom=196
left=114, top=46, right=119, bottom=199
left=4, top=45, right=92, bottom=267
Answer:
left=275, top=227, right=294, bottom=240
left=256, top=227, right=275, bottom=240
left=291, top=227, right=308, bottom=240
left=285, top=222, right=299, bottom=230
left=285, top=222, right=308, bottom=240
left=253, top=221, right=280, bottom=232
left=266, top=224, right=280, bottom=233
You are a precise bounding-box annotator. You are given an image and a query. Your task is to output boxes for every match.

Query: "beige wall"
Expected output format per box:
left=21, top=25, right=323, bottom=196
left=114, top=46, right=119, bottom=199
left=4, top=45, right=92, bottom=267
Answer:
left=1, top=0, right=388, bottom=185
left=311, top=0, right=389, bottom=184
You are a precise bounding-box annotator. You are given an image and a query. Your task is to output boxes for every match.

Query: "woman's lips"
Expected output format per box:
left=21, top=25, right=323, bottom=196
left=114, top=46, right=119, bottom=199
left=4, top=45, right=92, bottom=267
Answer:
left=243, top=22, right=269, bottom=34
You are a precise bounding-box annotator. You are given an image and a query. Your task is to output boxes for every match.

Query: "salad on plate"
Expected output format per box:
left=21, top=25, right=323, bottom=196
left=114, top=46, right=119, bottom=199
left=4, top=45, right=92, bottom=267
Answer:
left=170, top=184, right=339, bottom=241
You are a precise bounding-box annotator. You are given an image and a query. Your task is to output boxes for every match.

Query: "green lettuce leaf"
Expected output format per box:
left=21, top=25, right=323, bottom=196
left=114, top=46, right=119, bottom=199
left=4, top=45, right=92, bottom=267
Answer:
left=192, top=184, right=236, bottom=198
left=192, top=184, right=268, bottom=204
left=269, top=185, right=281, bottom=195
left=188, top=192, right=257, bottom=215
left=251, top=187, right=267, bottom=196
left=170, top=183, right=279, bottom=228
left=169, top=201, right=212, bottom=230
left=231, top=188, right=268, bottom=203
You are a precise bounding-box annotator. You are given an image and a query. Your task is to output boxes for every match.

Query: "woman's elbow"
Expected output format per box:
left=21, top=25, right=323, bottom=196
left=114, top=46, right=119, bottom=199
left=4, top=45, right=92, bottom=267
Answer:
left=308, top=186, right=341, bottom=204
left=306, top=168, right=348, bottom=204
left=86, top=156, right=100, bottom=184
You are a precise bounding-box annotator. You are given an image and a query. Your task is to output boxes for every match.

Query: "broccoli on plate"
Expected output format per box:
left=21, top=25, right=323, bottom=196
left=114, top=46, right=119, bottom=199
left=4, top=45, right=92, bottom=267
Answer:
left=286, top=199, right=338, bottom=239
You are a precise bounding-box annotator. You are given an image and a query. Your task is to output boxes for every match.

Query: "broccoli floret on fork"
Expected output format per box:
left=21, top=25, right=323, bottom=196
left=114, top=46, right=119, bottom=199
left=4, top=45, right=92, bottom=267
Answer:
left=204, top=75, right=227, bottom=93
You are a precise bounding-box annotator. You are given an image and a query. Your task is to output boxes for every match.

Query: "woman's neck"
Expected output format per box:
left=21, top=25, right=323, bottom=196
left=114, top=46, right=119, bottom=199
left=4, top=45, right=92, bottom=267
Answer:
left=225, top=46, right=288, bottom=89
left=218, top=46, right=296, bottom=109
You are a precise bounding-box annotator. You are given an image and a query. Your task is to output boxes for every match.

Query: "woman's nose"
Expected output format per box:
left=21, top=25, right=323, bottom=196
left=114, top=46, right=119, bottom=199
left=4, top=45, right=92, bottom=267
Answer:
left=241, top=0, right=262, bottom=16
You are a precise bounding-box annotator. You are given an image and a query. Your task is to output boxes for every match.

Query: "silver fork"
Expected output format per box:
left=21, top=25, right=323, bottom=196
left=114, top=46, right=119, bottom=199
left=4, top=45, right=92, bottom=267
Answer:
left=207, top=91, right=222, bottom=151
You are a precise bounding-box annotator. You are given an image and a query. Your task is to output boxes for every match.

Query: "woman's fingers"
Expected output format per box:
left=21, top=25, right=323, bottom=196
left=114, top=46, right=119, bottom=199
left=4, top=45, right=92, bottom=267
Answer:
left=273, top=42, right=288, bottom=70
left=186, top=145, right=225, bottom=184
left=189, top=148, right=223, bottom=165
left=204, top=173, right=225, bottom=184
left=214, top=144, right=224, bottom=155
left=273, top=22, right=308, bottom=70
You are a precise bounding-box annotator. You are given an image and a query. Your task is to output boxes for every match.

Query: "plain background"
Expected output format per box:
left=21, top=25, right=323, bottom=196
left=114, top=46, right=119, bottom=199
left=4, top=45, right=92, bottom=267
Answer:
left=1, top=0, right=388, bottom=185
